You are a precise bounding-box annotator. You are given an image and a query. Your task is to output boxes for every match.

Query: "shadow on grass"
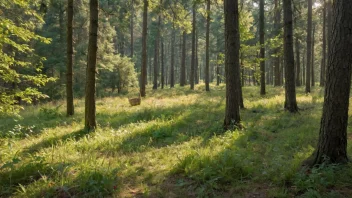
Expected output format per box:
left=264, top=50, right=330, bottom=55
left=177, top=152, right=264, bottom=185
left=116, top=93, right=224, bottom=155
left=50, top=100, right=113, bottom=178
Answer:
left=0, top=161, right=72, bottom=197
left=95, top=96, right=226, bottom=155
left=144, top=111, right=324, bottom=197
left=20, top=129, right=89, bottom=155
left=0, top=112, right=83, bottom=139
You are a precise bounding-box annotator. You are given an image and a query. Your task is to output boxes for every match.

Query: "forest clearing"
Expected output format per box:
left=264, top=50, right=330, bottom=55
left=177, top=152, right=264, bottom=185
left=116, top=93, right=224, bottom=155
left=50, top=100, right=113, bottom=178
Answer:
left=2, top=0, right=352, bottom=197
left=1, top=86, right=352, bottom=197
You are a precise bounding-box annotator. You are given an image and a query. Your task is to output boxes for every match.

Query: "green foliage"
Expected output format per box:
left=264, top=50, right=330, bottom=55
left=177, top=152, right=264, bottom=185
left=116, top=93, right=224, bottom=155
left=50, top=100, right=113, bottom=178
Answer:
left=0, top=0, right=54, bottom=115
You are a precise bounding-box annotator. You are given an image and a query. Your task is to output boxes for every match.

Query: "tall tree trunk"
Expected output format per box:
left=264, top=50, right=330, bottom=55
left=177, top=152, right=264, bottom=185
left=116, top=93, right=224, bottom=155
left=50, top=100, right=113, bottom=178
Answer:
left=130, top=0, right=134, bottom=57
left=259, top=0, right=266, bottom=95
left=66, top=0, right=74, bottom=116
left=216, top=54, right=220, bottom=86
left=308, top=0, right=352, bottom=166
left=326, top=0, right=332, bottom=69
left=161, top=38, right=165, bottom=89
left=283, top=0, right=298, bottom=113
left=190, top=4, right=196, bottom=90
left=153, top=13, right=161, bottom=90
left=170, top=24, right=175, bottom=88
left=295, top=36, right=301, bottom=86
left=305, top=0, right=312, bottom=93
left=302, top=52, right=305, bottom=85
left=205, top=0, right=210, bottom=91
left=320, top=0, right=326, bottom=87
left=140, top=0, right=148, bottom=96
left=311, top=25, right=315, bottom=87
left=180, top=31, right=186, bottom=86
left=223, top=0, right=241, bottom=130
left=195, top=29, right=199, bottom=84
left=85, top=0, right=98, bottom=131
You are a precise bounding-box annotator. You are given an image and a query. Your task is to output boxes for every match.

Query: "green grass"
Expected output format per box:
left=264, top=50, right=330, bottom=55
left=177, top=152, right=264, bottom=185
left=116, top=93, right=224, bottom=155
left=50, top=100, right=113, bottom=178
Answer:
left=1, top=84, right=352, bottom=197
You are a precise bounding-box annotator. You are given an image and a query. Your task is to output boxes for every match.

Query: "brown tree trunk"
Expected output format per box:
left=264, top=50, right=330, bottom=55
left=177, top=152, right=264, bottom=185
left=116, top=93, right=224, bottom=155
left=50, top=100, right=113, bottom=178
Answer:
left=308, top=0, right=352, bottom=165
left=302, top=51, right=306, bottom=85
left=161, top=38, right=165, bottom=89
left=205, top=0, right=210, bottom=91
left=170, top=24, right=175, bottom=88
left=180, top=31, right=186, bottom=87
left=140, top=0, right=148, bottom=96
left=305, top=0, right=312, bottom=93
left=130, top=0, right=134, bottom=57
left=283, top=0, right=298, bottom=113
left=259, top=0, right=265, bottom=95
left=153, top=13, right=161, bottom=90
left=190, top=4, right=196, bottom=90
left=85, top=0, right=98, bottom=131
left=295, top=37, right=301, bottom=86
left=66, top=0, right=74, bottom=116
left=311, top=25, right=315, bottom=87
left=320, top=0, right=326, bottom=87
left=223, top=0, right=241, bottom=130
left=195, top=29, right=199, bottom=84
left=216, top=54, right=220, bottom=86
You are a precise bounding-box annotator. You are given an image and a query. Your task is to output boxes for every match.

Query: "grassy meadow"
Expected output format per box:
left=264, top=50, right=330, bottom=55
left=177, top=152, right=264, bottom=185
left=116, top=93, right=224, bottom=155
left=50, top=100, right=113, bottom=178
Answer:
left=1, top=84, right=352, bottom=197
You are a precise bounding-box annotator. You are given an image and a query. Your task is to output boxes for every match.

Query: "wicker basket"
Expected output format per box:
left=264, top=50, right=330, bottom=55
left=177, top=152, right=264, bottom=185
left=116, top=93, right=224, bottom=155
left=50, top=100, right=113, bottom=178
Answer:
left=128, top=93, right=141, bottom=106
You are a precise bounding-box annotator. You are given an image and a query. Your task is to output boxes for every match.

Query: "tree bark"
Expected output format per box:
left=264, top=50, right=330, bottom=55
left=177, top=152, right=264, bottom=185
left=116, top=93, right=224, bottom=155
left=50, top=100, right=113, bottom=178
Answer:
left=190, top=4, right=196, bottom=90
left=195, top=29, right=199, bottom=84
left=311, top=25, right=315, bottom=87
left=170, top=25, right=175, bottom=88
left=66, top=0, right=74, bottom=116
left=205, top=0, right=210, bottom=91
left=295, top=36, right=301, bottom=86
left=180, top=31, right=186, bottom=87
left=161, top=38, right=165, bottom=89
left=283, top=0, right=298, bottom=113
left=308, top=0, right=352, bottom=165
left=85, top=0, right=98, bottom=131
left=223, top=0, right=241, bottom=130
left=320, top=0, right=326, bottom=87
left=259, top=0, right=266, bottom=95
left=130, top=0, right=134, bottom=57
left=305, top=0, right=312, bottom=93
left=140, top=0, right=148, bottom=96
left=153, top=13, right=161, bottom=90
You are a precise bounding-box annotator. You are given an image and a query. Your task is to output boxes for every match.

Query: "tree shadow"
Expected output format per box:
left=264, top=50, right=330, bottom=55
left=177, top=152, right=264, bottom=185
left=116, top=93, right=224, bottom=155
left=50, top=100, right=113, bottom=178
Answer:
left=0, top=161, right=72, bottom=197
left=95, top=96, right=226, bottom=156
left=0, top=111, right=83, bottom=139
left=19, top=129, right=89, bottom=156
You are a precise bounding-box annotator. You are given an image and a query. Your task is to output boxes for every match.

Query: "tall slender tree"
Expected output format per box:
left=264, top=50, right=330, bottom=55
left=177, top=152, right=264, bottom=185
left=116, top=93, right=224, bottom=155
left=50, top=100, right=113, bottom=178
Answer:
left=305, top=0, right=312, bottom=93
left=205, top=0, right=210, bottom=91
left=66, top=0, right=74, bottom=116
left=295, top=36, right=301, bottom=86
left=153, top=5, right=161, bottom=90
left=130, top=0, right=134, bottom=57
left=190, top=3, right=196, bottom=90
left=311, top=25, right=315, bottom=87
left=223, top=0, right=241, bottom=129
left=141, top=0, right=148, bottom=96
left=306, top=0, right=352, bottom=166
left=283, top=0, right=298, bottom=112
left=85, top=0, right=99, bottom=131
left=180, top=31, right=186, bottom=86
left=273, top=0, right=281, bottom=87
left=161, top=38, right=165, bottom=89
left=170, top=24, right=175, bottom=88
left=320, top=0, right=326, bottom=87
left=259, top=0, right=265, bottom=95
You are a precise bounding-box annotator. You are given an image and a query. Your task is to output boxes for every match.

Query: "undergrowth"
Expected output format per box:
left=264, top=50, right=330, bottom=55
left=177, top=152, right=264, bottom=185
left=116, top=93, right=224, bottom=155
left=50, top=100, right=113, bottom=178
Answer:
left=1, top=84, right=352, bottom=197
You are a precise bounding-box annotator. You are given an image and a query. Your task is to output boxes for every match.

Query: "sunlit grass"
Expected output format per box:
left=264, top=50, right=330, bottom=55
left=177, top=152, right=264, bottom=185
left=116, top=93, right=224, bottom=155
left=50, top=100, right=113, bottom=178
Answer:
left=1, top=84, right=352, bottom=197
